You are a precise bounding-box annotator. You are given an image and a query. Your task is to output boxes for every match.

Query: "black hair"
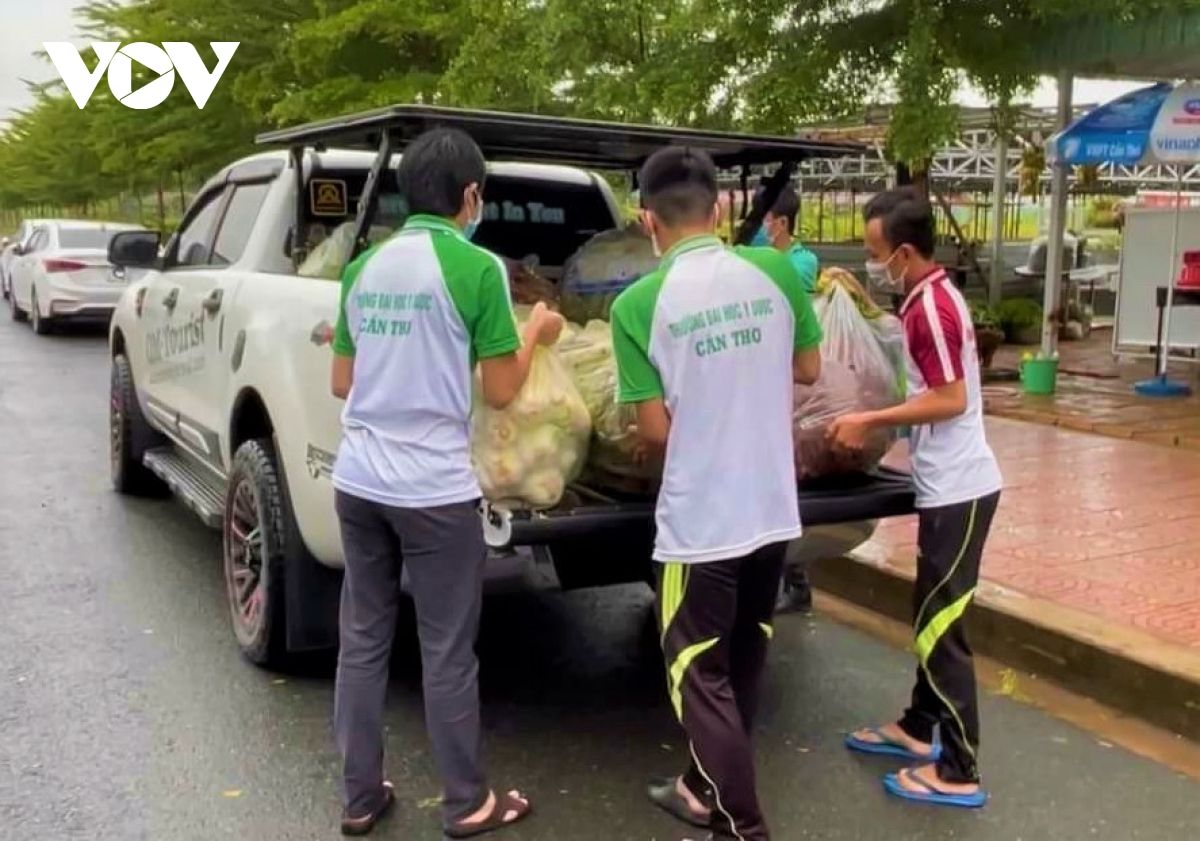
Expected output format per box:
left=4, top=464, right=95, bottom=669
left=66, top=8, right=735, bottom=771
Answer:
left=758, top=183, right=800, bottom=232
left=862, top=186, right=935, bottom=258
left=397, top=128, right=486, bottom=218
left=638, top=146, right=718, bottom=226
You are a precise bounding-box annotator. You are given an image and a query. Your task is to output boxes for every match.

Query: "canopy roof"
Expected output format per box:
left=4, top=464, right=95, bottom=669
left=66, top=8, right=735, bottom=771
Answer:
left=1029, top=8, right=1200, bottom=80
left=256, top=105, right=865, bottom=170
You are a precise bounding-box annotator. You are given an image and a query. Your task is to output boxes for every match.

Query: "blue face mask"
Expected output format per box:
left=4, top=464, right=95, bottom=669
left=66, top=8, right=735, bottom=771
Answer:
left=463, top=189, right=484, bottom=240
left=750, top=225, right=770, bottom=247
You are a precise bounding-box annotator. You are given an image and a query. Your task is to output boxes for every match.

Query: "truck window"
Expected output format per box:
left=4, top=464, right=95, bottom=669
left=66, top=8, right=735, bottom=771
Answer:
left=173, top=187, right=229, bottom=268
left=298, top=167, right=617, bottom=277
left=212, top=182, right=271, bottom=266
left=472, top=176, right=615, bottom=268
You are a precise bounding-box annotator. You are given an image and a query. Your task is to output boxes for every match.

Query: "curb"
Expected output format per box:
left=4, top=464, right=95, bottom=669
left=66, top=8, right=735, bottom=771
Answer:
left=811, top=551, right=1200, bottom=742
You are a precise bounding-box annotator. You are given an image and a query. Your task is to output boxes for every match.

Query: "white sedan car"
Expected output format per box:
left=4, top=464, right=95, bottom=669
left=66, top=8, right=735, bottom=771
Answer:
left=8, top=220, right=148, bottom=334
left=1, top=219, right=50, bottom=300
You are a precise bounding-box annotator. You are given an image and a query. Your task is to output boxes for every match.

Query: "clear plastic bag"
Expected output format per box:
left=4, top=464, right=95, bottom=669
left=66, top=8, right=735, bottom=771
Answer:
left=556, top=320, right=658, bottom=483
left=471, top=345, right=592, bottom=510
left=298, top=221, right=394, bottom=280
left=793, top=282, right=903, bottom=479
left=560, top=225, right=659, bottom=324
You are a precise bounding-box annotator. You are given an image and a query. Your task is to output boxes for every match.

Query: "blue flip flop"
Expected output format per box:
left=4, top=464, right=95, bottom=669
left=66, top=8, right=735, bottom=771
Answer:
left=883, top=767, right=988, bottom=809
left=844, top=728, right=942, bottom=763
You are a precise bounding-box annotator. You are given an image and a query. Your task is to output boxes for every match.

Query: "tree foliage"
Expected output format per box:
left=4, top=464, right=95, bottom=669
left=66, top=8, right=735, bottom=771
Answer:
left=1, top=0, right=1194, bottom=220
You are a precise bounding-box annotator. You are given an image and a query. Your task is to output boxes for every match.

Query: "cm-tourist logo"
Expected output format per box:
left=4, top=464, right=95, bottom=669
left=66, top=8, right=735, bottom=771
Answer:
left=43, top=42, right=239, bottom=110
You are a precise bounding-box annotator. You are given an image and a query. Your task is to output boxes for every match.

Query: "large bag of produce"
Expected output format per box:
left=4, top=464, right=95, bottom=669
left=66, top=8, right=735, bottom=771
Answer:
left=298, top=221, right=393, bottom=279
left=470, top=341, right=592, bottom=511
left=559, top=225, right=658, bottom=324
left=556, top=320, right=658, bottom=484
left=503, top=256, right=560, bottom=308
left=793, top=280, right=902, bottom=479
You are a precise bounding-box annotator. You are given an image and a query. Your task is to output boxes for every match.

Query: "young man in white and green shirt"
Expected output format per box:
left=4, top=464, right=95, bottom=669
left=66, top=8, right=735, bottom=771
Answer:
left=612, top=147, right=822, bottom=841
left=329, top=128, right=559, bottom=838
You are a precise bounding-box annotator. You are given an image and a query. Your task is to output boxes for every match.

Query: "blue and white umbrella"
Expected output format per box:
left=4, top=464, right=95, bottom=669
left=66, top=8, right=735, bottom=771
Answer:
left=1048, top=81, right=1199, bottom=396
left=1048, top=81, right=1200, bottom=166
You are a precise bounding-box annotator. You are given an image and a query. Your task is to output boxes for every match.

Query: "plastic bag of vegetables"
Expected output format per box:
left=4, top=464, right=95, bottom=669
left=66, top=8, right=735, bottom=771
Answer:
left=793, top=282, right=902, bottom=479
left=470, top=345, right=592, bottom=511
left=560, top=225, right=659, bottom=324
left=298, top=221, right=393, bottom=280
left=556, top=320, right=658, bottom=483
left=503, top=256, right=560, bottom=308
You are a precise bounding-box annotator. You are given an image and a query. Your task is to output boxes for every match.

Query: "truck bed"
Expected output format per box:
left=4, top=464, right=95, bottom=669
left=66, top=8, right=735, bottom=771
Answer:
left=507, top=467, right=915, bottom=546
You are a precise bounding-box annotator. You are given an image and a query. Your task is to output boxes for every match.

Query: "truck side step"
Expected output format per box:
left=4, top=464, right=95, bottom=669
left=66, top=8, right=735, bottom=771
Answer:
left=143, top=448, right=226, bottom=529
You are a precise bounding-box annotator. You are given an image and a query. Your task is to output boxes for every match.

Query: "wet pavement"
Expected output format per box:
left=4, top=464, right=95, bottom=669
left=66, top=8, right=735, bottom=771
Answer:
left=2, top=320, right=1199, bottom=841
left=988, top=328, right=1200, bottom=452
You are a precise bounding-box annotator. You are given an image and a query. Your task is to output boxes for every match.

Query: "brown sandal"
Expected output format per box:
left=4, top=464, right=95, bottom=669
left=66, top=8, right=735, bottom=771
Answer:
left=341, top=781, right=395, bottom=837
left=444, top=789, right=532, bottom=838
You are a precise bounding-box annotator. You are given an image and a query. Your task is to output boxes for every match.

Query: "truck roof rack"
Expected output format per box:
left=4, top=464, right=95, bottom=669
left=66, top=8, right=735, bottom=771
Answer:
left=255, top=104, right=864, bottom=170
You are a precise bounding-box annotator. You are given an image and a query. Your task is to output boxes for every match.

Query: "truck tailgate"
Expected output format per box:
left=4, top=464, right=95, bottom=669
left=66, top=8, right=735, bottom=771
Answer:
left=507, top=467, right=915, bottom=546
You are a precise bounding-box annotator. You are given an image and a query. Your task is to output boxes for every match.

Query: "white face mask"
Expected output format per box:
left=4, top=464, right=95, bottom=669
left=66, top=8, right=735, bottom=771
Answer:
left=865, top=249, right=905, bottom=291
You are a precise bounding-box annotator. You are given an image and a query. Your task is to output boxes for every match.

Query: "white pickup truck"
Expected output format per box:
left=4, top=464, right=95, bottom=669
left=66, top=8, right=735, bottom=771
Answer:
left=107, top=106, right=915, bottom=668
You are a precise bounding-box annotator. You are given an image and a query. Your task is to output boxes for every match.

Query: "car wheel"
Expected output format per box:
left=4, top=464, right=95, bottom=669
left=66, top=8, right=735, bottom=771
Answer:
left=224, top=439, right=291, bottom=668
left=9, top=285, right=26, bottom=322
left=30, top=287, right=52, bottom=335
left=1, top=274, right=8, bottom=301
left=110, top=354, right=167, bottom=496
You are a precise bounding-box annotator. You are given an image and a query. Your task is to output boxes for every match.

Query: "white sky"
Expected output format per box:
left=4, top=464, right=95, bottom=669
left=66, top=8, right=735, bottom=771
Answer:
left=0, top=2, right=1156, bottom=122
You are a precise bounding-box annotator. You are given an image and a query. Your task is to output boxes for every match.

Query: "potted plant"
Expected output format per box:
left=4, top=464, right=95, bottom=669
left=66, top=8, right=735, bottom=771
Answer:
left=970, top=302, right=1005, bottom=368
left=994, top=298, right=1045, bottom=346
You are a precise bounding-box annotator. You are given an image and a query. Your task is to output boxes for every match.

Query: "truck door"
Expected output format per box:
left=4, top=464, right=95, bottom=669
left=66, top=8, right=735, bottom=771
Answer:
left=169, top=178, right=275, bottom=475
left=141, top=184, right=230, bottom=470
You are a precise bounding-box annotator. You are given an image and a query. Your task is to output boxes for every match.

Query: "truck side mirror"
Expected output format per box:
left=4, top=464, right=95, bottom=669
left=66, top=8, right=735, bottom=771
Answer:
left=109, top=230, right=162, bottom=269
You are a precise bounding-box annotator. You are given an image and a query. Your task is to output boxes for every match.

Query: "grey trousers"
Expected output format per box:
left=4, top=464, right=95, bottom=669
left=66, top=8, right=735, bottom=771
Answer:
left=333, top=491, right=489, bottom=826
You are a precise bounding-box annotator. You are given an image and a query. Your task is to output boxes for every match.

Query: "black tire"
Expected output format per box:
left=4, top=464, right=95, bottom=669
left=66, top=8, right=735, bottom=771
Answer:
left=109, top=355, right=167, bottom=495
left=30, top=287, right=52, bottom=335
left=1, top=274, right=8, bottom=301
left=9, top=285, right=25, bottom=322
left=223, top=439, right=291, bottom=668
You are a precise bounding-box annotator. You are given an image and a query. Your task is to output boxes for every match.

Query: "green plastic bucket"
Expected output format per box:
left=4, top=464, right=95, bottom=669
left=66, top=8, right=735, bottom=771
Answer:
left=1020, top=357, right=1058, bottom=395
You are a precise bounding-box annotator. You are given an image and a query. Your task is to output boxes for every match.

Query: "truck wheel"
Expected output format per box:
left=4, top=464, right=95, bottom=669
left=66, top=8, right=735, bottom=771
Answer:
left=224, top=439, right=290, bottom=667
left=9, top=286, right=25, bottom=322
left=110, top=354, right=167, bottom=495
left=30, top=288, right=52, bottom=335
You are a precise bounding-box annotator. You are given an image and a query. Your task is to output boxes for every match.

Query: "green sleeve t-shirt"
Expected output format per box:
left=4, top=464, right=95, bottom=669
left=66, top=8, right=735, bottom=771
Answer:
left=331, top=214, right=519, bottom=508
left=609, top=235, right=820, bottom=565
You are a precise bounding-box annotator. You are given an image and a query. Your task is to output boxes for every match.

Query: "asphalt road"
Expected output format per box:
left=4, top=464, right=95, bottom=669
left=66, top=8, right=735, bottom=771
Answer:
left=1, top=317, right=1198, bottom=841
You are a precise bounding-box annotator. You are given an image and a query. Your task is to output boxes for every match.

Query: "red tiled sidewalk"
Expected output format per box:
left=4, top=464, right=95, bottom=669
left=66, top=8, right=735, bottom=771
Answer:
left=863, top=418, right=1200, bottom=650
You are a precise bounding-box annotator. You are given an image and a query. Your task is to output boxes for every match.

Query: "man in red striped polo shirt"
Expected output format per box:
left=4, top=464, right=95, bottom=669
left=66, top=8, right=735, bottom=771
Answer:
left=829, top=187, right=1002, bottom=809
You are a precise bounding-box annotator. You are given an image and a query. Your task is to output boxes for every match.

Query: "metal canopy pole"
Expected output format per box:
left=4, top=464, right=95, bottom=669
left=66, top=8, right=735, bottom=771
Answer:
left=1159, top=170, right=1185, bottom=376
left=735, top=161, right=795, bottom=245
left=289, top=146, right=307, bottom=268
left=989, top=130, right=1008, bottom=305
left=1041, top=69, right=1073, bottom=357
left=352, top=129, right=393, bottom=259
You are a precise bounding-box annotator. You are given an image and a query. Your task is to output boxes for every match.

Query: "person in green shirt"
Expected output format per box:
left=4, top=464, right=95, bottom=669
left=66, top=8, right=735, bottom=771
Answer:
left=612, top=146, right=822, bottom=841
left=750, top=184, right=820, bottom=294
left=330, top=128, right=560, bottom=838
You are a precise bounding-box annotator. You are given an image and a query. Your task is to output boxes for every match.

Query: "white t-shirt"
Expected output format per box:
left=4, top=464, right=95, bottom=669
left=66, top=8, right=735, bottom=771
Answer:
left=900, top=267, right=1003, bottom=508
left=610, top=235, right=823, bottom=563
left=331, top=215, right=520, bottom=508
